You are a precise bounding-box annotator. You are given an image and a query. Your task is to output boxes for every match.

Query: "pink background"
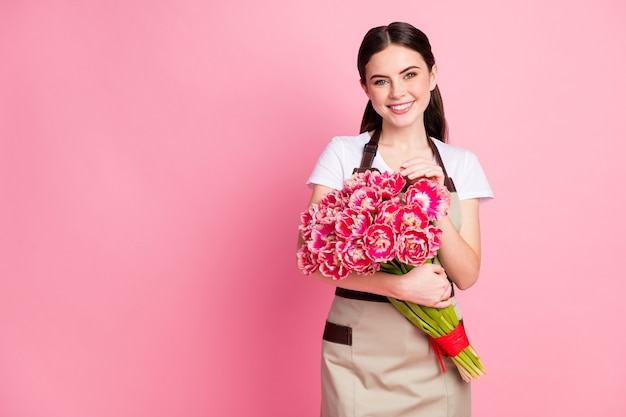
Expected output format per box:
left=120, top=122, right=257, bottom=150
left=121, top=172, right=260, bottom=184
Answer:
left=1, top=0, right=625, bottom=416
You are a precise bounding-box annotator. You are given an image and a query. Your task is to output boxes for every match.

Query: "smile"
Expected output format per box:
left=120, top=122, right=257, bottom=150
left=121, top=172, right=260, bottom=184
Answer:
left=388, top=101, right=414, bottom=113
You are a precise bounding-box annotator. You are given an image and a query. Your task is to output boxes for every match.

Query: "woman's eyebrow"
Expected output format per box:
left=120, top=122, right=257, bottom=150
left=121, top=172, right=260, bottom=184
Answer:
left=399, top=65, right=420, bottom=74
left=369, top=66, right=421, bottom=80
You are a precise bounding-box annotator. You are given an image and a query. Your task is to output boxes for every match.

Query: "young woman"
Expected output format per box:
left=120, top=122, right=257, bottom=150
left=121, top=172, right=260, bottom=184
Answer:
left=300, top=22, right=493, bottom=416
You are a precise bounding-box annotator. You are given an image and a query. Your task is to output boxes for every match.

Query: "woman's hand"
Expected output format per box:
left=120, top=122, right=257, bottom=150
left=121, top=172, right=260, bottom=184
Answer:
left=399, top=157, right=444, bottom=186
left=390, top=263, right=453, bottom=308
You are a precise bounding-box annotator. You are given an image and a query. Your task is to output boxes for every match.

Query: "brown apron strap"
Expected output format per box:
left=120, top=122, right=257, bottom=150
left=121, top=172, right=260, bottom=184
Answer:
left=426, top=137, right=459, bottom=296
left=353, top=130, right=381, bottom=174
left=427, top=137, right=457, bottom=193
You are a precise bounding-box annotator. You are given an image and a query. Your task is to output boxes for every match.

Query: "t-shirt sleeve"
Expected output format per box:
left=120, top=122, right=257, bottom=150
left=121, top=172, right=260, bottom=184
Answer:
left=455, top=150, right=494, bottom=202
left=306, top=137, right=348, bottom=190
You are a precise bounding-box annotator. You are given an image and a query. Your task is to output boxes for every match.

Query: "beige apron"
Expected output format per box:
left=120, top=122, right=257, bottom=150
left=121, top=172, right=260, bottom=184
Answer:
left=320, top=133, right=470, bottom=417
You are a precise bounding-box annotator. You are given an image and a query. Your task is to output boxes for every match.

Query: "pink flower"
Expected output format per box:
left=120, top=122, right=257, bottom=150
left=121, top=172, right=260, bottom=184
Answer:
left=361, top=261, right=381, bottom=275
left=374, top=198, right=402, bottom=232
left=337, top=239, right=374, bottom=274
left=296, top=244, right=319, bottom=275
left=311, top=205, right=338, bottom=225
left=343, top=171, right=371, bottom=194
left=307, top=222, right=335, bottom=253
left=348, top=187, right=381, bottom=213
left=312, top=191, right=347, bottom=225
left=317, top=241, right=350, bottom=280
left=396, top=228, right=430, bottom=266
left=397, top=204, right=429, bottom=232
left=320, top=189, right=347, bottom=210
left=424, top=224, right=442, bottom=258
left=368, top=170, right=406, bottom=198
left=298, top=209, right=314, bottom=241
left=363, top=224, right=397, bottom=263
left=335, top=208, right=372, bottom=240
left=404, top=178, right=450, bottom=221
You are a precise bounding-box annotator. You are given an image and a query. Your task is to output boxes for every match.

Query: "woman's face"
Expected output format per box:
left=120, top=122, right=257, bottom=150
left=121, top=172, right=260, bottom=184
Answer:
left=361, top=44, right=437, bottom=130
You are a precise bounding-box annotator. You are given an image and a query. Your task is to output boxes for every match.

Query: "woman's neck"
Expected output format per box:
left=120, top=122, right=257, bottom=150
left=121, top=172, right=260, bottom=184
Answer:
left=378, top=122, right=429, bottom=149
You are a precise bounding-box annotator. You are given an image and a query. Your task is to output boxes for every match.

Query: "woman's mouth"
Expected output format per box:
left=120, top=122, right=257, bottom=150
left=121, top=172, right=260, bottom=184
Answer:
left=388, top=101, right=414, bottom=114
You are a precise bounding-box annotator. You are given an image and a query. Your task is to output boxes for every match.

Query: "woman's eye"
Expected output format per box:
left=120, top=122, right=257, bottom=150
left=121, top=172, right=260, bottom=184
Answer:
left=373, top=79, right=388, bottom=86
left=404, top=72, right=417, bottom=79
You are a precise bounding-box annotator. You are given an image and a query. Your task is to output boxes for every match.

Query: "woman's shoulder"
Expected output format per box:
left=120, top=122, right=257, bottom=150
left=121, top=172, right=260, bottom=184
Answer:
left=327, top=131, right=370, bottom=147
left=431, top=138, right=487, bottom=171
left=431, top=138, right=477, bottom=160
left=432, top=138, right=494, bottom=200
left=308, top=131, right=371, bottom=189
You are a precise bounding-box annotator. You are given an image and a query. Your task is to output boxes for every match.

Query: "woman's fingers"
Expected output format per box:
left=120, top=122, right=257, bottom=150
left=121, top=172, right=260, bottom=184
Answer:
left=400, top=159, right=444, bottom=185
left=442, top=281, right=453, bottom=300
left=434, top=298, right=453, bottom=308
left=426, top=262, right=445, bottom=275
left=400, top=263, right=453, bottom=307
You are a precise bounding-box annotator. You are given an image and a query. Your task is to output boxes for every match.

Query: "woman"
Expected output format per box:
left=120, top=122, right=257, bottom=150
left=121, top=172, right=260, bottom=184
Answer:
left=299, top=22, right=493, bottom=416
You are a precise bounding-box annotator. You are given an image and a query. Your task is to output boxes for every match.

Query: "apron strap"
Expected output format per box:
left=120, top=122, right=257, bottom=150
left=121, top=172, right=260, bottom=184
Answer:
left=353, top=129, right=381, bottom=174
left=427, top=137, right=457, bottom=193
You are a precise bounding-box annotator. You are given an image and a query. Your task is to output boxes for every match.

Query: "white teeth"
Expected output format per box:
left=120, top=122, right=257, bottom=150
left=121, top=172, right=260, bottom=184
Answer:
left=390, top=103, right=411, bottom=110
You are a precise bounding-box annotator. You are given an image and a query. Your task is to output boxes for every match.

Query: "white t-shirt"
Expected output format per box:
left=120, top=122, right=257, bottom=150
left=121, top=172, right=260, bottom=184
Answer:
left=307, top=132, right=494, bottom=201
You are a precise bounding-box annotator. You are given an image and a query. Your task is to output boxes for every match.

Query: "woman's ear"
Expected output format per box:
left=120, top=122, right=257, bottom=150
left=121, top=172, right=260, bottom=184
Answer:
left=429, top=64, right=438, bottom=91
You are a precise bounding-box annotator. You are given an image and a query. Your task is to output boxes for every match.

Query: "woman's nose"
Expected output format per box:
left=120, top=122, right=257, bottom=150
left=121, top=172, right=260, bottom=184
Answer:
left=389, top=82, right=405, bottom=99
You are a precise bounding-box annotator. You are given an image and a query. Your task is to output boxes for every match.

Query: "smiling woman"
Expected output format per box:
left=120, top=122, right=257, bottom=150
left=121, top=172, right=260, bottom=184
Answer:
left=297, top=22, right=494, bottom=417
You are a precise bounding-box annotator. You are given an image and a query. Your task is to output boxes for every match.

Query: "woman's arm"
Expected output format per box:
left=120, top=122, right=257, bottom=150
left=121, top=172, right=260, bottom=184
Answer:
left=434, top=198, right=482, bottom=290
left=296, top=184, right=454, bottom=308
left=399, top=156, right=484, bottom=290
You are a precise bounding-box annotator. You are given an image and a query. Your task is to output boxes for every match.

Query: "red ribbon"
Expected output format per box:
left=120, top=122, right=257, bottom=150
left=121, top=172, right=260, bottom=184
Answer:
left=429, top=323, right=470, bottom=372
left=429, top=338, right=447, bottom=372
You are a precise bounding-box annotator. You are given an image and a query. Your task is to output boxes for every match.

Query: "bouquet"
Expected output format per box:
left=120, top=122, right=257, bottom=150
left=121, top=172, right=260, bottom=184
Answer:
left=297, top=170, right=486, bottom=382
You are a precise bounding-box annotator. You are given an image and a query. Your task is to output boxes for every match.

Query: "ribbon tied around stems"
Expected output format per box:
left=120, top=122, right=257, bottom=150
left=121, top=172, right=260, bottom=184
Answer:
left=429, top=322, right=470, bottom=372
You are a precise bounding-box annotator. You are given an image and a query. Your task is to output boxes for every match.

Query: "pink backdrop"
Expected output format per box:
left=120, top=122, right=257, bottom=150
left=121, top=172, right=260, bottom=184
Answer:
left=2, top=0, right=625, bottom=416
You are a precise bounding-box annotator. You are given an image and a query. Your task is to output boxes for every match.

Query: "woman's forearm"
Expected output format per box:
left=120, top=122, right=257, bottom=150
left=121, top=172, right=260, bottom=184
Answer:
left=434, top=199, right=482, bottom=290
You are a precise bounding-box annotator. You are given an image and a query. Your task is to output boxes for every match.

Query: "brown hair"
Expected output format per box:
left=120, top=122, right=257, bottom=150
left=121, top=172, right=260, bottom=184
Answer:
left=357, top=22, right=447, bottom=142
